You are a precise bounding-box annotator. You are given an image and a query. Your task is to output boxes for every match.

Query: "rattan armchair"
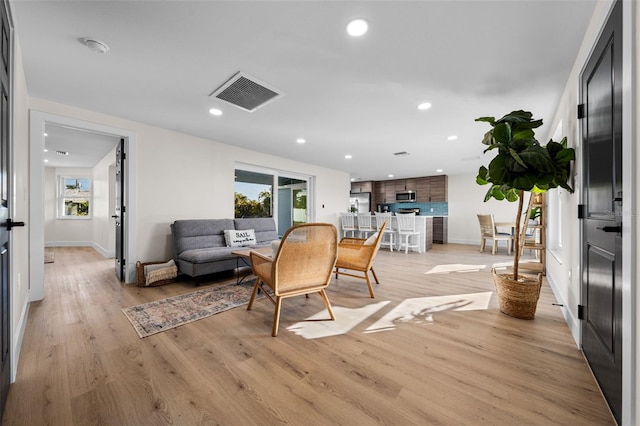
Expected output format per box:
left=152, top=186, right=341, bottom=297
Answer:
left=334, top=220, right=387, bottom=298
left=247, top=223, right=338, bottom=337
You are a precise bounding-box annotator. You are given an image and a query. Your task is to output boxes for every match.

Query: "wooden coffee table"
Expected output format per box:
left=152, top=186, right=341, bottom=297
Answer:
left=231, top=246, right=272, bottom=285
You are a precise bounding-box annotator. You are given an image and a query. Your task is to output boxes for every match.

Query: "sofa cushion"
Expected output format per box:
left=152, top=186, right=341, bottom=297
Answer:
left=178, top=247, right=237, bottom=264
left=172, top=219, right=234, bottom=254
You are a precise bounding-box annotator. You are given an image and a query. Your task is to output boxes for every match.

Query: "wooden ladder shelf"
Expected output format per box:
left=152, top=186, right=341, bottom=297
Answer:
left=519, top=192, right=546, bottom=275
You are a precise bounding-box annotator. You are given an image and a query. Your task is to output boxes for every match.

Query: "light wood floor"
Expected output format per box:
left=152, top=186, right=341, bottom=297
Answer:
left=3, top=245, right=614, bottom=425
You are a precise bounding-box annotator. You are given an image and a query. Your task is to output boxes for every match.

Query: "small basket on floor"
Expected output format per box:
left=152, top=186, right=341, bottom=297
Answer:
left=136, top=261, right=177, bottom=287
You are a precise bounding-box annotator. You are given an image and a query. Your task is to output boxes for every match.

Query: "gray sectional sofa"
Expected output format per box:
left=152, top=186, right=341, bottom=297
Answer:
left=171, top=218, right=279, bottom=278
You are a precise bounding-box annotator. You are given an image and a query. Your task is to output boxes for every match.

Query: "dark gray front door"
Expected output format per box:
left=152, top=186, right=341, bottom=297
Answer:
left=114, top=138, right=125, bottom=281
left=580, top=1, right=623, bottom=423
left=0, top=1, right=11, bottom=418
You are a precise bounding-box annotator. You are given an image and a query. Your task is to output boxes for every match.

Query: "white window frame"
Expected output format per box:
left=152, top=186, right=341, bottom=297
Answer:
left=548, top=121, right=563, bottom=262
left=57, top=175, right=93, bottom=219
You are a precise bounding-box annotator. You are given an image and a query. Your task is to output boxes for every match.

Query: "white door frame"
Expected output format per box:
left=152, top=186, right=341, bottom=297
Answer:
left=29, top=111, right=138, bottom=299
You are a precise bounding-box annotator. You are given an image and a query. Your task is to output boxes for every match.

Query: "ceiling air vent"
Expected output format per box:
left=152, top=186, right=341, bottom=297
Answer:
left=210, top=72, right=283, bottom=112
left=393, top=151, right=410, bottom=156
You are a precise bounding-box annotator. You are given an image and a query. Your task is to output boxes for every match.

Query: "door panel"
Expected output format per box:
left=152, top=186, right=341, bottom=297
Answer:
left=586, top=245, right=615, bottom=353
left=580, top=1, right=622, bottom=423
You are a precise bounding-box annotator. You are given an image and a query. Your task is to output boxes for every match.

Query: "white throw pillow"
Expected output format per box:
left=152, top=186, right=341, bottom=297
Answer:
left=224, top=229, right=257, bottom=247
left=364, top=232, right=379, bottom=246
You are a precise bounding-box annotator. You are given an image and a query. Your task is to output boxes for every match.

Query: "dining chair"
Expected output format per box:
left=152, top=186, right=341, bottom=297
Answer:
left=247, top=223, right=338, bottom=336
left=396, top=213, right=421, bottom=254
left=356, top=212, right=376, bottom=239
left=374, top=212, right=395, bottom=251
left=477, top=214, right=514, bottom=255
left=339, top=212, right=357, bottom=238
left=335, top=220, right=387, bottom=298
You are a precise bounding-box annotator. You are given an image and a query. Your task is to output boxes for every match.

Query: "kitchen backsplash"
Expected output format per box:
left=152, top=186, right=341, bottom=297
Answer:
left=377, top=202, right=448, bottom=216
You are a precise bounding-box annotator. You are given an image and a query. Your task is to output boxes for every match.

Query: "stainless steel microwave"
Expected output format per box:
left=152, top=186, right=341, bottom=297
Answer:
left=396, top=191, right=416, bottom=202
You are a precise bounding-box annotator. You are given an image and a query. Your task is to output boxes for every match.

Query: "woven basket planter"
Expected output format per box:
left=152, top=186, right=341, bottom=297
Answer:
left=491, top=268, right=542, bottom=319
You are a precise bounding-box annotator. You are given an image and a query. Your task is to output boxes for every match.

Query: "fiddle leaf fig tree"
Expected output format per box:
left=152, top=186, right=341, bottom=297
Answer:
left=475, top=110, right=575, bottom=278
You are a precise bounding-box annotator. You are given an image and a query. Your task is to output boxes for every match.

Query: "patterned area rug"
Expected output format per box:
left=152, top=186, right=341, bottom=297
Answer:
left=122, top=281, right=263, bottom=338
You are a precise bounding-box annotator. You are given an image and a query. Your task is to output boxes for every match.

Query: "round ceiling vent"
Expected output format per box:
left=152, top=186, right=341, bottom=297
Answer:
left=82, top=38, right=109, bottom=54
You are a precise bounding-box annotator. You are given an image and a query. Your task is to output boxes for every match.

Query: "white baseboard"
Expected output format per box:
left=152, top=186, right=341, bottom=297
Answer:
left=45, top=241, right=93, bottom=247
left=92, top=242, right=115, bottom=258
left=447, top=239, right=481, bottom=245
left=546, top=272, right=580, bottom=348
left=44, top=241, right=114, bottom=258
left=12, top=295, right=30, bottom=382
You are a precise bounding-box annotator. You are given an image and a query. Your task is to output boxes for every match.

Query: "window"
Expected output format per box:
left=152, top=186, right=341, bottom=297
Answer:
left=235, top=164, right=313, bottom=237
left=234, top=170, right=273, bottom=218
left=548, top=121, right=563, bottom=258
left=58, top=176, right=92, bottom=218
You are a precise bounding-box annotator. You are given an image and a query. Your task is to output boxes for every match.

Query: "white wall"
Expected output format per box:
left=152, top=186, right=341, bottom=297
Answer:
left=11, top=31, right=31, bottom=381
left=28, top=98, right=350, bottom=266
left=447, top=174, right=519, bottom=245
left=44, top=167, right=94, bottom=245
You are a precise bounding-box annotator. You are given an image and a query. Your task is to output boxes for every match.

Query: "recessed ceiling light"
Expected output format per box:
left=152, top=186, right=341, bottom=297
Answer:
left=209, top=108, right=222, bottom=116
left=43, top=133, right=48, bottom=137
left=447, top=135, right=458, bottom=141
left=346, top=19, right=368, bottom=37
left=417, top=102, right=432, bottom=111
left=345, top=154, right=353, bottom=159
left=43, top=149, right=48, bottom=152
left=350, top=178, right=355, bottom=181
left=296, top=138, right=306, bottom=144
left=44, top=159, right=49, bottom=163
left=436, top=169, right=443, bottom=173
left=388, top=174, right=394, bottom=178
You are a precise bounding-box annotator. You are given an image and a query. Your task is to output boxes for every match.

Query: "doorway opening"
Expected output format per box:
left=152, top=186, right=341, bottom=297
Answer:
left=29, top=111, right=138, bottom=300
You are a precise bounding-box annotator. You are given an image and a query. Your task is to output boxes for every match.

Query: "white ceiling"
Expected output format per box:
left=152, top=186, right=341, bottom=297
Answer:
left=12, top=1, right=597, bottom=180
left=44, top=123, right=120, bottom=168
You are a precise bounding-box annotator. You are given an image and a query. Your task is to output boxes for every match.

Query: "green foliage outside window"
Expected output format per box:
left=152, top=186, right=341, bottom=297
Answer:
left=234, top=190, right=272, bottom=218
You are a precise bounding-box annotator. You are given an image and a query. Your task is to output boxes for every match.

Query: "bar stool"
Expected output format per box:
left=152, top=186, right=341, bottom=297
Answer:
left=375, top=212, right=395, bottom=251
left=339, top=212, right=357, bottom=238
left=356, top=212, right=376, bottom=239
left=396, top=213, right=421, bottom=254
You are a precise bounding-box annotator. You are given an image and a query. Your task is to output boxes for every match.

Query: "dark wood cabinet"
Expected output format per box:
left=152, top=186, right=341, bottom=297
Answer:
left=433, top=217, right=448, bottom=244
left=373, top=181, right=385, bottom=205
left=369, top=175, right=447, bottom=204
left=351, top=180, right=372, bottom=193
left=415, top=175, right=447, bottom=202
left=384, top=181, right=395, bottom=203
left=416, top=177, right=431, bottom=202
left=429, top=175, right=448, bottom=202
left=405, top=178, right=417, bottom=192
